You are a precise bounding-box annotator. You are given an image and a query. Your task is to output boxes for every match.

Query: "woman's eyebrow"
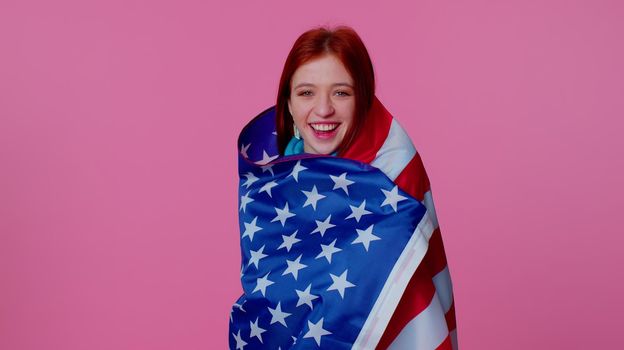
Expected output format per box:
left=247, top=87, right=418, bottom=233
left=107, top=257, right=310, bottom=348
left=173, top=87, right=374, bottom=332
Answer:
left=293, top=82, right=354, bottom=89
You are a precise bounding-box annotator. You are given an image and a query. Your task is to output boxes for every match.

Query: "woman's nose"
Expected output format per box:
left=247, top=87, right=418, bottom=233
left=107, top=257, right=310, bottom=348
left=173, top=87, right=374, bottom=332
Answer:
left=314, top=95, right=335, bottom=117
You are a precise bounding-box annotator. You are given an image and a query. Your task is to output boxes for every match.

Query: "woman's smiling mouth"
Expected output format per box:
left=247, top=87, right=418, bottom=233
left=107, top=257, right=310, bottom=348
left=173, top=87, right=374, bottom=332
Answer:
left=309, top=122, right=340, bottom=132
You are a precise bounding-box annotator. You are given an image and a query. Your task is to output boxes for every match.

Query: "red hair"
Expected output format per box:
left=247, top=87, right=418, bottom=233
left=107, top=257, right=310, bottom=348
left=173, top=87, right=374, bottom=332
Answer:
left=275, top=26, right=376, bottom=155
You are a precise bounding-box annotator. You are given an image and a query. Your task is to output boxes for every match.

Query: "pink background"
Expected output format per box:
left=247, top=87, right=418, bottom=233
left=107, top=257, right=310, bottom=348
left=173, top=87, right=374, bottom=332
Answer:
left=1, top=0, right=623, bottom=349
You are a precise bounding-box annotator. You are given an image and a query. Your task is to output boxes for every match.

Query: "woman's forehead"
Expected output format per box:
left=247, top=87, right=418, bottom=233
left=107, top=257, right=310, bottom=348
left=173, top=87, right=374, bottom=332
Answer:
left=291, top=55, right=353, bottom=86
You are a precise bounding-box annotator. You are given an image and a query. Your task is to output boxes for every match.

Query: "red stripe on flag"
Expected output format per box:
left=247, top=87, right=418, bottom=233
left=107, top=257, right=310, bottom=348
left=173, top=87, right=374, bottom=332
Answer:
left=427, top=228, right=448, bottom=276
left=435, top=334, right=453, bottom=350
left=376, top=260, right=436, bottom=349
left=341, top=96, right=393, bottom=164
left=393, top=152, right=431, bottom=202
left=445, top=300, right=457, bottom=332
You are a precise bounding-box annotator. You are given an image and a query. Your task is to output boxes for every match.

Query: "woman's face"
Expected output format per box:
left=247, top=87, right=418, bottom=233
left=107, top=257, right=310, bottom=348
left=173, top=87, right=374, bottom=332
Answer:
left=288, top=54, right=356, bottom=155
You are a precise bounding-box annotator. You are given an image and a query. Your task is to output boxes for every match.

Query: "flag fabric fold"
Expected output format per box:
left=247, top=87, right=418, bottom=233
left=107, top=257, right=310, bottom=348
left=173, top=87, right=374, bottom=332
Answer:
left=229, top=97, right=457, bottom=350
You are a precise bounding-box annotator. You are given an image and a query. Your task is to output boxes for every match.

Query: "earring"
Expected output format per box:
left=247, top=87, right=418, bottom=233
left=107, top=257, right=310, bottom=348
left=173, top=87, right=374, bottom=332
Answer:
left=293, top=123, right=301, bottom=139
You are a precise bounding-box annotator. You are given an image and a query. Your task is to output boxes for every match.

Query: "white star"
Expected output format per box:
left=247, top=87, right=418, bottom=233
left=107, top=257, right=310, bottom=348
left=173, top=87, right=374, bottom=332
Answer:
left=233, top=302, right=246, bottom=313
left=248, top=245, right=268, bottom=268
left=240, top=143, right=251, bottom=159
left=303, top=318, right=332, bottom=346
left=288, top=160, right=307, bottom=182
left=271, top=202, right=296, bottom=226
left=242, top=172, right=259, bottom=189
left=255, top=150, right=278, bottom=165
left=239, top=191, right=254, bottom=212
left=242, top=217, right=262, bottom=242
left=302, top=185, right=326, bottom=210
left=261, top=164, right=274, bottom=176
left=345, top=200, right=371, bottom=222
left=252, top=273, right=274, bottom=296
left=231, top=301, right=248, bottom=322
left=330, top=172, right=354, bottom=195
left=327, top=269, right=355, bottom=298
left=381, top=185, right=408, bottom=212
left=282, top=254, right=307, bottom=280
left=295, top=284, right=319, bottom=309
left=258, top=181, right=278, bottom=198
left=352, top=224, right=381, bottom=251
left=268, top=302, right=291, bottom=327
left=249, top=317, right=266, bottom=343
left=278, top=230, right=301, bottom=252
left=315, top=238, right=342, bottom=263
left=232, top=330, right=247, bottom=350
left=311, top=215, right=335, bottom=237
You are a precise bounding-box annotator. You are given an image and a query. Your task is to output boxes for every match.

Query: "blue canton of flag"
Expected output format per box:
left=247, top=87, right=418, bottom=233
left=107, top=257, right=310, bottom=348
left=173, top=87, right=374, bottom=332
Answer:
left=230, top=148, right=427, bottom=349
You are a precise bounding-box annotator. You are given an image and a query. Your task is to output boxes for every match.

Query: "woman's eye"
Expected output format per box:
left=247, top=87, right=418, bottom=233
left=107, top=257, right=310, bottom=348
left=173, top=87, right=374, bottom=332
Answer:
left=298, top=90, right=312, bottom=96
left=335, top=91, right=351, bottom=96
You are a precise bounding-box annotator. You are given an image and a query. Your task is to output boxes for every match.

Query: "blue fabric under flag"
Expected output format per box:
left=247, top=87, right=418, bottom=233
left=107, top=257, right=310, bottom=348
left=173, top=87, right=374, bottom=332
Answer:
left=230, top=107, right=428, bottom=349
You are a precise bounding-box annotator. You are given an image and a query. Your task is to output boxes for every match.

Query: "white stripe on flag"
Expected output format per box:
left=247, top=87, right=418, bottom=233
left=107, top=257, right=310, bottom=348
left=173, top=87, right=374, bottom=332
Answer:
left=432, top=266, right=454, bottom=314
left=387, top=291, right=449, bottom=350
left=370, top=119, right=417, bottom=181
left=353, top=214, right=434, bottom=349
left=422, top=190, right=439, bottom=230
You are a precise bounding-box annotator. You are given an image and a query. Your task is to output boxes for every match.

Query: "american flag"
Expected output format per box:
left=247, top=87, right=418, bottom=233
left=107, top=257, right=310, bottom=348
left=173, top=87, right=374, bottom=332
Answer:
left=230, top=97, right=457, bottom=349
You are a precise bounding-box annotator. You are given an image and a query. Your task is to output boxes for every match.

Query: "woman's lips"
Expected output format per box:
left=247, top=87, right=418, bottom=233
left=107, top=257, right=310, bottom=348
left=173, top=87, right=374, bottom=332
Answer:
left=309, top=123, right=340, bottom=139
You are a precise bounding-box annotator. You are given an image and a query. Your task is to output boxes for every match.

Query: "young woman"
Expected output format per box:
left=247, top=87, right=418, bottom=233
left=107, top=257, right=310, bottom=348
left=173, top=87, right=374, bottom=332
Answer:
left=230, top=26, right=457, bottom=349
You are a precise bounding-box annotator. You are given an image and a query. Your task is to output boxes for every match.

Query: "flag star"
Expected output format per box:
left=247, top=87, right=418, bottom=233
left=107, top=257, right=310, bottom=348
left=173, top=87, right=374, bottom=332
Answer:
left=271, top=202, right=296, bottom=226
left=315, top=238, right=342, bottom=263
left=278, top=230, right=301, bottom=252
left=259, top=181, right=278, bottom=198
left=268, top=302, right=291, bottom=327
left=352, top=224, right=381, bottom=251
left=249, top=317, right=267, bottom=343
left=233, top=302, right=246, bottom=313
left=288, top=160, right=307, bottom=182
left=330, top=172, right=354, bottom=195
left=242, top=217, right=262, bottom=242
left=232, top=330, right=248, bottom=350
left=255, top=150, right=279, bottom=165
left=302, top=185, right=326, bottom=210
left=295, top=284, right=319, bottom=309
left=303, top=318, right=332, bottom=346
left=252, top=273, right=274, bottom=296
left=381, top=185, right=408, bottom=212
left=240, top=143, right=251, bottom=159
left=327, top=269, right=355, bottom=298
left=239, top=191, right=254, bottom=212
left=282, top=254, right=307, bottom=280
left=311, top=215, right=336, bottom=237
left=248, top=245, right=268, bottom=269
left=242, top=172, right=259, bottom=189
left=261, top=164, right=274, bottom=176
left=345, top=200, right=372, bottom=222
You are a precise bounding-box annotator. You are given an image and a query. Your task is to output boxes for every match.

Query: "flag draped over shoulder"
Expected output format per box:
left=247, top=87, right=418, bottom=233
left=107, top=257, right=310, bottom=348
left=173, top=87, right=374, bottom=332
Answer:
left=229, top=97, right=457, bottom=350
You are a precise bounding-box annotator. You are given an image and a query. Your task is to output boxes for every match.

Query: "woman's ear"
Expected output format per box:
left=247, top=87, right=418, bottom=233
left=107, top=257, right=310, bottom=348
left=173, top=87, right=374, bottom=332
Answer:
left=287, top=100, right=292, bottom=117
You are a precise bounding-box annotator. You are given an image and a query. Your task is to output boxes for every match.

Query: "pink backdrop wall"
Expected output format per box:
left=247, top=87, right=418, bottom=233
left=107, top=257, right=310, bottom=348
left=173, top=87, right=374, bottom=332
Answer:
left=1, top=0, right=622, bottom=349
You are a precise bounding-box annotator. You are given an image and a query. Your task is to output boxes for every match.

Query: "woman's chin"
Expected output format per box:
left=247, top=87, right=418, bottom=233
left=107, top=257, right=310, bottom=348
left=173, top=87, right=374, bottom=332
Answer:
left=304, top=142, right=338, bottom=155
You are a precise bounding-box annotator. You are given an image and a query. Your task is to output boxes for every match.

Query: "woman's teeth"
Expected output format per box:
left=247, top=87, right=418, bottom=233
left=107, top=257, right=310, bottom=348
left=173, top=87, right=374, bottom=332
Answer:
left=310, top=123, right=338, bottom=132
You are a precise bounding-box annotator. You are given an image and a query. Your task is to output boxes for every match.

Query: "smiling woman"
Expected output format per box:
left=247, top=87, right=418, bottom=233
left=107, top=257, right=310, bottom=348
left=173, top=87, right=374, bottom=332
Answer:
left=230, top=26, right=457, bottom=350
left=275, top=26, right=375, bottom=158
left=287, top=54, right=356, bottom=155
